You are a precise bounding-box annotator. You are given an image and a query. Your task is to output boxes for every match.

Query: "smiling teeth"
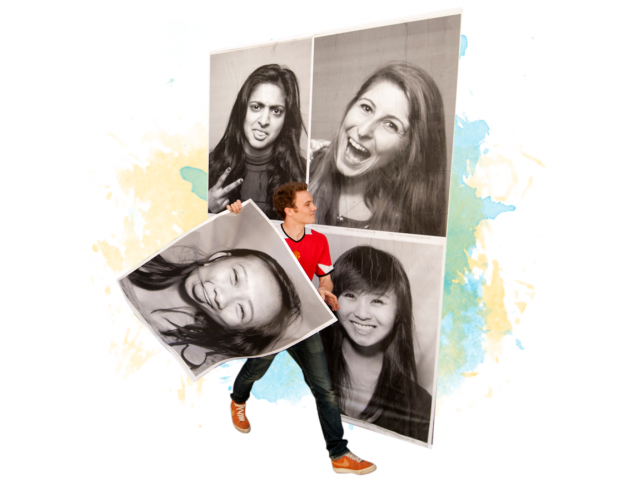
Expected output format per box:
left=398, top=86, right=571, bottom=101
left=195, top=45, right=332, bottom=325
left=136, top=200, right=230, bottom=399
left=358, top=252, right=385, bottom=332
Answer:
left=348, top=137, right=367, bottom=153
left=351, top=321, right=374, bottom=335
left=201, top=284, right=214, bottom=308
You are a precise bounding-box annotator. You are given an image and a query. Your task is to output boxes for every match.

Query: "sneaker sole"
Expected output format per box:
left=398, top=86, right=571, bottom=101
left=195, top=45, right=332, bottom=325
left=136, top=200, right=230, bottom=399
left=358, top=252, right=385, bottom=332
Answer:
left=332, top=465, right=377, bottom=475
left=230, top=405, right=251, bottom=433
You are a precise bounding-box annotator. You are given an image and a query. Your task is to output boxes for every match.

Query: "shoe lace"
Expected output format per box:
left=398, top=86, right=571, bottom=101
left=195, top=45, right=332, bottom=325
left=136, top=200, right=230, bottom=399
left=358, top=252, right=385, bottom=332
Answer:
left=235, top=403, right=246, bottom=422
left=345, top=452, right=363, bottom=463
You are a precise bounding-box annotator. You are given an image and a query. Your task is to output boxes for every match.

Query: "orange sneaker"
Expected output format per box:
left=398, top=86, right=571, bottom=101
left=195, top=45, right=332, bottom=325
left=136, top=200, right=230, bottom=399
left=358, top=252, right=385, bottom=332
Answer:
left=331, top=452, right=376, bottom=475
left=230, top=400, right=250, bottom=433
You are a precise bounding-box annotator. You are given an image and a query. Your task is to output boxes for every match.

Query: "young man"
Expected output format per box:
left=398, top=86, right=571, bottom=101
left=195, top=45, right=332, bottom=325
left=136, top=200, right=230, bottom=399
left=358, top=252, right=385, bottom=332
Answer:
left=225, top=182, right=376, bottom=475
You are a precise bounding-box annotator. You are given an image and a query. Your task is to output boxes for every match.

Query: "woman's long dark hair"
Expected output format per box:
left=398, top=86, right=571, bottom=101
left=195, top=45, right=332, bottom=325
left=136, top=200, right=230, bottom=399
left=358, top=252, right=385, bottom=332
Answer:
left=209, top=64, right=306, bottom=218
left=128, top=249, right=301, bottom=364
left=310, top=62, right=447, bottom=236
left=320, top=246, right=420, bottom=421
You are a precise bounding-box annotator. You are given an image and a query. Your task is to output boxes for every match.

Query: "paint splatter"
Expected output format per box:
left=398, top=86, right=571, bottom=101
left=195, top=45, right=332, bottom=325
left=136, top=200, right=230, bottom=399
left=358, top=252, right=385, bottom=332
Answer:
left=96, top=124, right=209, bottom=390
left=250, top=353, right=309, bottom=405
left=109, top=326, right=159, bottom=378
left=437, top=116, right=514, bottom=395
left=437, top=113, right=541, bottom=397
left=97, top=124, right=208, bottom=272
left=460, top=35, right=468, bottom=58
left=180, top=166, right=208, bottom=200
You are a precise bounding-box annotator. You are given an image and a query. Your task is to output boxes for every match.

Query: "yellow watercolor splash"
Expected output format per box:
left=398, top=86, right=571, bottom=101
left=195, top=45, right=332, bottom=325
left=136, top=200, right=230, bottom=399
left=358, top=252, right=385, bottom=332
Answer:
left=467, top=146, right=541, bottom=363
left=109, top=325, right=159, bottom=378
left=107, top=126, right=208, bottom=272
left=175, top=376, right=206, bottom=405
left=467, top=145, right=545, bottom=204
left=95, top=124, right=208, bottom=390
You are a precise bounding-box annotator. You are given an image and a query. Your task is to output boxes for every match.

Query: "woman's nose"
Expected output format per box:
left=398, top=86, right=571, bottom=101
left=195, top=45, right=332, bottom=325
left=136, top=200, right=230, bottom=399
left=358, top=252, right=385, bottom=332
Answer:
left=258, top=109, right=270, bottom=127
left=354, top=299, right=372, bottom=320
left=207, top=284, right=226, bottom=310
left=357, top=118, right=376, bottom=138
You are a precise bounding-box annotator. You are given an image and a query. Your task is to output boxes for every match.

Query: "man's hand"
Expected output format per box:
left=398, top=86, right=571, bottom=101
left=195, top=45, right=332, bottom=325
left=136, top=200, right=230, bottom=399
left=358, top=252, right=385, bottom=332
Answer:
left=318, top=274, right=339, bottom=311
left=318, top=287, right=339, bottom=311
left=226, top=199, right=242, bottom=214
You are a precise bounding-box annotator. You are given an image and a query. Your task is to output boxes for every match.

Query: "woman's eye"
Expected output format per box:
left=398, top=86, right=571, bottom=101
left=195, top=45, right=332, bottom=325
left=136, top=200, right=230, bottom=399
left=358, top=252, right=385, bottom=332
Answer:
left=250, top=104, right=261, bottom=111
left=360, top=103, right=372, bottom=114
left=238, top=304, right=245, bottom=320
left=343, top=292, right=357, bottom=299
left=381, top=120, right=400, bottom=133
left=233, top=269, right=238, bottom=285
left=272, top=107, right=283, bottom=116
left=372, top=298, right=386, bottom=305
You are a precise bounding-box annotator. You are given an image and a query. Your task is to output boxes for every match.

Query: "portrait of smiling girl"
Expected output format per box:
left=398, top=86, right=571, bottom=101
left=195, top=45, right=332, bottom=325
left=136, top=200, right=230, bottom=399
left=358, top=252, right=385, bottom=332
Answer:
left=208, top=63, right=306, bottom=218
left=320, top=245, right=432, bottom=443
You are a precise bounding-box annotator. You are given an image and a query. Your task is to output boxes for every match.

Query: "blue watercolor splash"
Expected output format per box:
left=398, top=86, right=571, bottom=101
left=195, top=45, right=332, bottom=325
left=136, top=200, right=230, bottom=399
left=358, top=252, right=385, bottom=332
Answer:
left=516, top=339, right=524, bottom=350
left=250, top=352, right=310, bottom=404
left=460, top=35, right=468, bottom=58
left=437, top=114, right=515, bottom=397
left=180, top=166, right=207, bottom=200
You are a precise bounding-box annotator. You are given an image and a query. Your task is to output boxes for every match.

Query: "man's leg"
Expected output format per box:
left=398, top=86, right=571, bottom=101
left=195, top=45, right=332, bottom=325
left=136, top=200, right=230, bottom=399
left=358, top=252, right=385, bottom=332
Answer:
left=287, top=333, right=350, bottom=460
left=229, top=354, right=277, bottom=433
left=230, top=353, right=277, bottom=404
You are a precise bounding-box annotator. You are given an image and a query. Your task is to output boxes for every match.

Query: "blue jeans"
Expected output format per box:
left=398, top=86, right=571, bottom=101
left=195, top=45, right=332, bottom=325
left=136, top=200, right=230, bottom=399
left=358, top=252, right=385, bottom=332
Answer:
left=231, top=333, right=350, bottom=460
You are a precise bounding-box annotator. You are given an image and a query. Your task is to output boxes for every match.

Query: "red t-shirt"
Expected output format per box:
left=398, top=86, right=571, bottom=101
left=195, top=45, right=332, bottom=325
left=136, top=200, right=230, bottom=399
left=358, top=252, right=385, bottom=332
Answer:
left=280, top=225, right=333, bottom=281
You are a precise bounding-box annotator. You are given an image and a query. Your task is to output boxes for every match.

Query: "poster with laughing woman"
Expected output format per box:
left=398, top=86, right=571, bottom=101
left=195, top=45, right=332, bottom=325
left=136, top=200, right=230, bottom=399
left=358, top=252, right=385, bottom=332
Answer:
left=119, top=201, right=336, bottom=380
left=309, top=14, right=461, bottom=237
left=311, top=225, right=446, bottom=446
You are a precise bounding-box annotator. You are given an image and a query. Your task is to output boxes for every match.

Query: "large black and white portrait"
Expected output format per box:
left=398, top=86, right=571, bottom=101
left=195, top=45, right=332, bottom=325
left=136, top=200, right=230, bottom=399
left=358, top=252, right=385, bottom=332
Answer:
left=208, top=39, right=312, bottom=218
left=309, top=15, right=461, bottom=236
left=119, top=201, right=335, bottom=380
left=312, top=226, right=444, bottom=445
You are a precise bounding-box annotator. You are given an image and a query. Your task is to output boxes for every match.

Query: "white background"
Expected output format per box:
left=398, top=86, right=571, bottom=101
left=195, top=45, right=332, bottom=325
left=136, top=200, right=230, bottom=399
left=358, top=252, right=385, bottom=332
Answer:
left=1, top=1, right=639, bottom=479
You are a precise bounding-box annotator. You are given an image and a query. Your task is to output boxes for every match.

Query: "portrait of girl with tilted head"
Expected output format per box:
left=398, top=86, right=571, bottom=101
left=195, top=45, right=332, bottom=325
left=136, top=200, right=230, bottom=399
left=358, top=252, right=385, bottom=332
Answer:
left=120, top=201, right=336, bottom=379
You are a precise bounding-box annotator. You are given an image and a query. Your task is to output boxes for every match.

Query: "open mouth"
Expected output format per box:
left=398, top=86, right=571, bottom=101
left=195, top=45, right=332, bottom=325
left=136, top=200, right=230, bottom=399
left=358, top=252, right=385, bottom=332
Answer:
left=350, top=320, right=375, bottom=335
left=344, top=137, right=371, bottom=164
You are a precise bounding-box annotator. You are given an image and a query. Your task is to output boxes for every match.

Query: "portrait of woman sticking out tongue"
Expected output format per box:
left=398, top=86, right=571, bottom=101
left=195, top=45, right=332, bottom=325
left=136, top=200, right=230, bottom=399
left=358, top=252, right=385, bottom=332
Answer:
left=208, top=63, right=306, bottom=219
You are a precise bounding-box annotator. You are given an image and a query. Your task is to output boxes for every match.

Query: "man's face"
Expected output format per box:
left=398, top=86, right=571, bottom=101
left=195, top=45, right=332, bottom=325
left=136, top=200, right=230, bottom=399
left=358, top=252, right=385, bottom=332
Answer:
left=288, top=190, right=317, bottom=225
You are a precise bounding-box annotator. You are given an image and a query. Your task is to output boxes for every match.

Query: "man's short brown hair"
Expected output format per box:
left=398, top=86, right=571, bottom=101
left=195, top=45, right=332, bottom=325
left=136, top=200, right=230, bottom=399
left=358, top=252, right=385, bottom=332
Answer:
left=273, top=182, right=308, bottom=220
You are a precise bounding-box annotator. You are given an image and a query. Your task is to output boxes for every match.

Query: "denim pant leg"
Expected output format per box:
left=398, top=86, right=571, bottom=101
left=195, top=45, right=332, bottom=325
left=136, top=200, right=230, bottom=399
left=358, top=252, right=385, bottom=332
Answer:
left=230, top=354, right=277, bottom=404
left=287, top=333, right=350, bottom=460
